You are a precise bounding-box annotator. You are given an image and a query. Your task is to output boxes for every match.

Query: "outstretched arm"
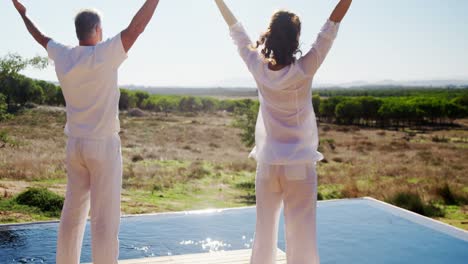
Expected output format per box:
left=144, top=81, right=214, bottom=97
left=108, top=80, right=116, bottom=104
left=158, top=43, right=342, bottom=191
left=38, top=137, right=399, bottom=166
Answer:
left=299, top=0, right=352, bottom=76
left=329, top=0, right=353, bottom=23
left=121, top=0, right=160, bottom=53
left=216, top=0, right=260, bottom=74
left=214, top=0, right=238, bottom=27
left=12, top=0, right=51, bottom=50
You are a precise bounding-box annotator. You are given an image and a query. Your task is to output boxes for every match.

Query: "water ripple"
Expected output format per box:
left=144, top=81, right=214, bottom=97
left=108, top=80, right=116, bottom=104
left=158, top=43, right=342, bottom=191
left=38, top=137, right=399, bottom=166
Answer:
left=179, top=238, right=232, bottom=252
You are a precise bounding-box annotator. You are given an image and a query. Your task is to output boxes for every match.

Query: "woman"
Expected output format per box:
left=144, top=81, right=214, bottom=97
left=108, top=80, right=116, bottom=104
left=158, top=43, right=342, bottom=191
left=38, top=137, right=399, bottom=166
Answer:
left=214, top=0, right=352, bottom=263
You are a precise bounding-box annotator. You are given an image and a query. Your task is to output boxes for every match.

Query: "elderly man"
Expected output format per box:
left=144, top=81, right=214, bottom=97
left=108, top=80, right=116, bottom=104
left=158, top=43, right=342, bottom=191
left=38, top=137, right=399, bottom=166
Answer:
left=11, top=0, right=161, bottom=263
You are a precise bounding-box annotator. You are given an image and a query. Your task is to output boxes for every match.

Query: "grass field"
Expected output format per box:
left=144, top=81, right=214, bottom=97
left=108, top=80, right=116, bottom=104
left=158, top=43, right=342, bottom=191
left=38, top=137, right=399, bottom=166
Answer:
left=0, top=107, right=467, bottom=230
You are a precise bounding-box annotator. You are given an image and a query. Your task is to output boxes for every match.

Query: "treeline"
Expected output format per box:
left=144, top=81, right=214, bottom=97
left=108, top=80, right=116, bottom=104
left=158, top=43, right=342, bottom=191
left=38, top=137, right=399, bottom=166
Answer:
left=315, top=87, right=468, bottom=98
left=233, top=94, right=468, bottom=146
left=315, top=95, right=468, bottom=126
left=0, top=54, right=255, bottom=120
left=119, top=88, right=252, bottom=114
left=0, top=53, right=64, bottom=120
left=2, top=53, right=468, bottom=133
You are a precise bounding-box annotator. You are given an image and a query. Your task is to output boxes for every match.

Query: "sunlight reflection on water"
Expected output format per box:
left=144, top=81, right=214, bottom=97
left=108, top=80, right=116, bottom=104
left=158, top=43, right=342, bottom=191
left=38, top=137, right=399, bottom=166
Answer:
left=179, top=238, right=231, bottom=252
left=2, top=200, right=467, bottom=264
left=131, top=245, right=155, bottom=257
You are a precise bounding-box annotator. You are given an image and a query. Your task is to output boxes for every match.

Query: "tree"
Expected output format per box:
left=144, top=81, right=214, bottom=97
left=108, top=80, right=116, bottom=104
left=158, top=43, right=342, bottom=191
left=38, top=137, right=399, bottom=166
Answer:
left=335, top=99, right=363, bottom=125
left=0, top=53, right=48, bottom=110
left=234, top=101, right=259, bottom=147
left=445, top=102, right=465, bottom=123
left=201, top=97, right=219, bottom=112
left=219, top=99, right=237, bottom=112
left=378, top=98, right=418, bottom=128
left=0, top=53, right=47, bottom=79
left=411, top=97, right=444, bottom=124
left=319, top=96, right=346, bottom=122
left=18, top=77, right=44, bottom=105
left=357, top=96, right=382, bottom=126
left=37, top=80, right=63, bottom=106
left=119, top=89, right=137, bottom=110
left=134, top=91, right=150, bottom=109
left=0, top=93, right=9, bottom=121
left=156, top=97, right=177, bottom=115
left=179, top=96, right=203, bottom=113
left=451, top=94, right=468, bottom=118
left=312, top=95, right=321, bottom=116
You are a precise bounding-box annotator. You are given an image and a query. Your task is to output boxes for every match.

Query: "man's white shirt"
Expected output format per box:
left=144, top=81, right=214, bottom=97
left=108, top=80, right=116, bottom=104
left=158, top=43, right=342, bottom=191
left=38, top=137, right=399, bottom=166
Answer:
left=47, top=34, right=127, bottom=139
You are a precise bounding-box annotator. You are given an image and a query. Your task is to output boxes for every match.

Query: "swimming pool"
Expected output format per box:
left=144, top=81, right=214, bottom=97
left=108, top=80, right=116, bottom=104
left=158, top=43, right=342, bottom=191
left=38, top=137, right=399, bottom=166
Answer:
left=0, top=197, right=467, bottom=263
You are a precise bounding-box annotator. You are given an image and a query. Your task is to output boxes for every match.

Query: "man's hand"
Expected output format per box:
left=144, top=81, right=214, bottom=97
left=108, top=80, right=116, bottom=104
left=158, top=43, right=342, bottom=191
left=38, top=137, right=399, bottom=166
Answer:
left=12, top=0, right=26, bottom=16
left=12, top=0, right=50, bottom=50
left=121, top=0, right=160, bottom=53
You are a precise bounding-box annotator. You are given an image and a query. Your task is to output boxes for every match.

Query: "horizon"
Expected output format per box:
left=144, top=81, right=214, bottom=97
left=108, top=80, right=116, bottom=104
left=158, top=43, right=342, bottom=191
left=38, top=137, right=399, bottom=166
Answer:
left=2, top=0, right=468, bottom=87
left=119, top=79, right=468, bottom=90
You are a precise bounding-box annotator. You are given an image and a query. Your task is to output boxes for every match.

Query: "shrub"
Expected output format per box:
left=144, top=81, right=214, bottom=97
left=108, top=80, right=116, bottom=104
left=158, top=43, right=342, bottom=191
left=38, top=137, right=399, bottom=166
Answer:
left=0, top=130, right=18, bottom=147
left=436, top=184, right=467, bottom=205
left=119, top=88, right=137, bottom=110
left=436, top=184, right=457, bottom=205
left=317, top=192, right=324, bottom=201
left=233, top=100, right=259, bottom=147
left=387, top=192, right=445, bottom=217
left=341, top=181, right=360, bottom=198
left=318, top=189, right=342, bottom=200
left=16, top=188, right=64, bottom=214
left=131, top=154, right=144, bottom=163
left=186, top=162, right=211, bottom=180
left=128, top=108, right=146, bottom=117
left=235, top=181, right=255, bottom=190
left=432, top=136, right=449, bottom=143
left=0, top=93, right=11, bottom=121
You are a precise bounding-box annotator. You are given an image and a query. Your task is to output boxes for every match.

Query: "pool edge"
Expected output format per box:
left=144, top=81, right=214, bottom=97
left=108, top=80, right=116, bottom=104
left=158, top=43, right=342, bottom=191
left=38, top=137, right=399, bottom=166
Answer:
left=361, top=197, right=468, bottom=242
left=1, top=197, right=467, bottom=243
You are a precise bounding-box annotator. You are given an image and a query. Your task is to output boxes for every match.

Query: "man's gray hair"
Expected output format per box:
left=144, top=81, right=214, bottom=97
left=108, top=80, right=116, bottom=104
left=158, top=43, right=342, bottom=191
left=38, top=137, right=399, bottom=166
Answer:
left=74, top=9, right=102, bottom=41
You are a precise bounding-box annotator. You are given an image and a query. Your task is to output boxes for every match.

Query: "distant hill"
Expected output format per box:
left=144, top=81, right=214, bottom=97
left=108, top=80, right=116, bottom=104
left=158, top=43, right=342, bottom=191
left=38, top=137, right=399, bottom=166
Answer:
left=327, top=79, right=468, bottom=88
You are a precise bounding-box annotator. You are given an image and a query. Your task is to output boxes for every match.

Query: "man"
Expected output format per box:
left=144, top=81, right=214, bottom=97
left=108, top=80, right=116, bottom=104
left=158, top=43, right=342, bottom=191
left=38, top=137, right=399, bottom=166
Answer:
left=12, top=0, right=161, bottom=263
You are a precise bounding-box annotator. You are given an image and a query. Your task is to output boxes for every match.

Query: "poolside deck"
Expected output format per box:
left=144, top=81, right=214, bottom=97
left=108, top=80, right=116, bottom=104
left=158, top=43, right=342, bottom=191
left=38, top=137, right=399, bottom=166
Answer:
left=87, top=249, right=286, bottom=264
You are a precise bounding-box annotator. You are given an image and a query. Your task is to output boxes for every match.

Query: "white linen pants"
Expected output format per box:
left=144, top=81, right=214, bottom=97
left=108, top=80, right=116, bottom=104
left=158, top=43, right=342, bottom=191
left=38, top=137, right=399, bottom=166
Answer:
left=250, top=163, right=320, bottom=264
left=56, top=134, right=122, bottom=264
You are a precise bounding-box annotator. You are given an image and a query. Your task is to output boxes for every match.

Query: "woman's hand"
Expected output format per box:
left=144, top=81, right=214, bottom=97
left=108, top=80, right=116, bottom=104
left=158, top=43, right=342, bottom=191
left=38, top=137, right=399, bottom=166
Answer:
left=329, top=0, right=352, bottom=23
left=12, top=0, right=27, bottom=16
left=214, top=0, right=238, bottom=27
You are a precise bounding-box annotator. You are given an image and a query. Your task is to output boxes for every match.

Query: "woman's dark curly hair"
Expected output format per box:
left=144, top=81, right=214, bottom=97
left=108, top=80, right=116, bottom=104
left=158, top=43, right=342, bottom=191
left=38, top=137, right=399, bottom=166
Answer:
left=255, top=10, right=302, bottom=66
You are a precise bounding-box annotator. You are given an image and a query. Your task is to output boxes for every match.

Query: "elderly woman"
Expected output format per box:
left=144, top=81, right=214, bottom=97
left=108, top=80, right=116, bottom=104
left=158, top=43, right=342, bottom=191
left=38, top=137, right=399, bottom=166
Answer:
left=214, top=1, right=353, bottom=263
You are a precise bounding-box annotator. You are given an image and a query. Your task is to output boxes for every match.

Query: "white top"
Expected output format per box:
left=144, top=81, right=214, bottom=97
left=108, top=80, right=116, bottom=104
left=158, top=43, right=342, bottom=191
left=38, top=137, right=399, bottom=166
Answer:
left=230, top=19, right=340, bottom=165
left=47, top=34, right=128, bottom=139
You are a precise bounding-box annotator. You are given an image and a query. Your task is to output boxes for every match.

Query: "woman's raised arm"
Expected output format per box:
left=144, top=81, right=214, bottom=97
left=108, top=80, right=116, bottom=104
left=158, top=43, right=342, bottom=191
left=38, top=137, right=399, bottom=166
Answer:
left=214, top=0, right=238, bottom=27
left=329, top=0, right=353, bottom=23
left=299, top=0, right=352, bottom=77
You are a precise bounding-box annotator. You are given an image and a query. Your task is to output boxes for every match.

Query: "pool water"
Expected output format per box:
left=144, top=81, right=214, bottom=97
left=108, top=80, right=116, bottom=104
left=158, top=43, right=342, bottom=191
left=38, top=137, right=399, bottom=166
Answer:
left=0, top=198, right=467, bottom=263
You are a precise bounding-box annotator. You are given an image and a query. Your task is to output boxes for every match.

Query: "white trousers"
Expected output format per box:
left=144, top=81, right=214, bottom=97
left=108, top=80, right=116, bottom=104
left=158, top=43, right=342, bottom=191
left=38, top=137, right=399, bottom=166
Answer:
left=251, top=163, right=320, bottom=264
left=56, top=135, right=122, bottom=264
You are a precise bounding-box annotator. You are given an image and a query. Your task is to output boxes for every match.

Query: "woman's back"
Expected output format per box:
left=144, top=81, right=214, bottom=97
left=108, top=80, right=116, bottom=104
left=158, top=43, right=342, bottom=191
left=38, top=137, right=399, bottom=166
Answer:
left=229, top=19, right=340, bottom=164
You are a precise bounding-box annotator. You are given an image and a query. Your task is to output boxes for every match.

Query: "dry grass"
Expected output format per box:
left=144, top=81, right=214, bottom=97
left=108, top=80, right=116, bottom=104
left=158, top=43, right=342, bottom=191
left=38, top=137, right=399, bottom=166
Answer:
left=0, top=107, right=467, bottom=228
left=317, top=123, right=468, bottom=228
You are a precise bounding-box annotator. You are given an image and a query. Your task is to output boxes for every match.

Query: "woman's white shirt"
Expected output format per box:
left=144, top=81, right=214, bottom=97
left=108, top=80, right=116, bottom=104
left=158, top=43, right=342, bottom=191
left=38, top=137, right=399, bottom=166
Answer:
left=229, top=19, right=340, bottom=165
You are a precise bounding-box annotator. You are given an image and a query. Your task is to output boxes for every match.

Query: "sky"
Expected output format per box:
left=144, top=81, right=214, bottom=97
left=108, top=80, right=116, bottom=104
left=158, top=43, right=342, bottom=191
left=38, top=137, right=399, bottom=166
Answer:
left=2, top=0, right=468, bottom=87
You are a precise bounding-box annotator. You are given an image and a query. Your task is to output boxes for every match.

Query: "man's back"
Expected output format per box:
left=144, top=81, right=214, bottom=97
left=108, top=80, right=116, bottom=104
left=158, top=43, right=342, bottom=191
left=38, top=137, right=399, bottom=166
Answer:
left=47, top=34, right=127, bottom=138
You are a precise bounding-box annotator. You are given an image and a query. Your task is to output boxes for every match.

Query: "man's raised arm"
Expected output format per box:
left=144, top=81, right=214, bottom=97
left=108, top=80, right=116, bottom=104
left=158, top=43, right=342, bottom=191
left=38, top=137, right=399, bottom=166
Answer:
left=121, top=0, right=160, bottom=53
left=12, top=0, right=50, bottom=50
left=329, top=0, right=353, bottom=23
